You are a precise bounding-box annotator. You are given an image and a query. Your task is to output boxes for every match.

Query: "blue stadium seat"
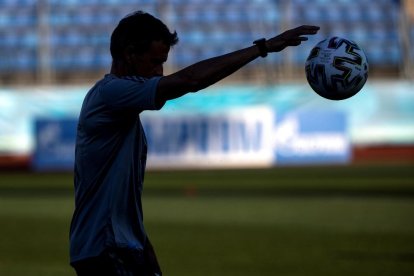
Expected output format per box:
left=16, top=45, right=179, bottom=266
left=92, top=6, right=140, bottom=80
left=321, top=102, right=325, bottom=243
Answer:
left=169, top=0, right=281, bottom=66
left=289, top=0, right=401, bottom=66
left=0, top=0, right=407, bottom=74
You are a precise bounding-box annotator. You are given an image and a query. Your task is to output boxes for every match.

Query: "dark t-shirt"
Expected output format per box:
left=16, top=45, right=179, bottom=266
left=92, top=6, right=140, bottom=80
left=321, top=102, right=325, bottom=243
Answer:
left=70, top=74, right=163, bottom=263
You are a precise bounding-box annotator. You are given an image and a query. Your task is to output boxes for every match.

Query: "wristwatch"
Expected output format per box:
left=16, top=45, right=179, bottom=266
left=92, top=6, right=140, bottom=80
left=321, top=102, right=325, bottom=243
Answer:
left=253, top=38, right=268, bottom=58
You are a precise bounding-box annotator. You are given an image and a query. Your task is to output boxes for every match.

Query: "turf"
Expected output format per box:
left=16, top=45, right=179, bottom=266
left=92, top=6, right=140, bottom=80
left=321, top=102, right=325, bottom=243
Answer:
left=0, top=164, right=413, bottom=275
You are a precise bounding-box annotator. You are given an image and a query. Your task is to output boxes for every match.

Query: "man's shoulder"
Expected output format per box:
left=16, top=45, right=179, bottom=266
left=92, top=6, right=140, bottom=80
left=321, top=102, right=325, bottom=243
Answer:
left=121, top=75, right=149, bottom=83
left=103, top=74, right=150, bottom=84
left=89, top=74, right=161, bottom=110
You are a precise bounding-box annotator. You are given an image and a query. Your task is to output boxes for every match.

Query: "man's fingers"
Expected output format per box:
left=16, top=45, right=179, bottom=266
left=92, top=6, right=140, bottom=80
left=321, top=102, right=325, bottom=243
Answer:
left=285, top=36, right=308, bottom=44
left=297, top=25, right=320, bottom=31
left=269, top=25, right=320, bottom=51
left=294, top=25, right=320, bottom=35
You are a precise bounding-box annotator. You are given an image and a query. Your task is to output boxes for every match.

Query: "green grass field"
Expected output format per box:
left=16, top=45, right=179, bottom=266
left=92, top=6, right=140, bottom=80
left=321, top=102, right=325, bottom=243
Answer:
left=0, top=164, right=413, bottom=275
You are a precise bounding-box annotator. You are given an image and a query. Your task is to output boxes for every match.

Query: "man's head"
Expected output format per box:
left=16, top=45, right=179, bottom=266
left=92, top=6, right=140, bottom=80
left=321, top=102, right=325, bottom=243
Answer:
left=110, top=11, right=178, bottom=77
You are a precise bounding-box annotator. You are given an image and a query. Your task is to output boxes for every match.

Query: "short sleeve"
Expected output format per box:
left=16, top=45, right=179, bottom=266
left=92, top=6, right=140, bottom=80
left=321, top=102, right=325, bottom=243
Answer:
left=100, top=76, right=164, bottom=112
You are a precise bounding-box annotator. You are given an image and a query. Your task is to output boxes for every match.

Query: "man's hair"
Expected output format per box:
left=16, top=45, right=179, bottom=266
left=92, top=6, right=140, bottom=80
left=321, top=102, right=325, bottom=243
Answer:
left=110, top=11, right=178, bottom=60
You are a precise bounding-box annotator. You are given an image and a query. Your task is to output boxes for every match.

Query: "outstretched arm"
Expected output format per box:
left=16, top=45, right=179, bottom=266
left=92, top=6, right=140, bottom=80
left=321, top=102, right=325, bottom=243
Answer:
left=156, top=25, right=320, bottom=105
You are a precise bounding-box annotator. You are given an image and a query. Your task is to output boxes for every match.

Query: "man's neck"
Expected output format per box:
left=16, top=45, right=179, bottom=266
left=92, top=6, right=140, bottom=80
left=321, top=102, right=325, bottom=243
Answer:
left=110, top=60, right=130, bottom=77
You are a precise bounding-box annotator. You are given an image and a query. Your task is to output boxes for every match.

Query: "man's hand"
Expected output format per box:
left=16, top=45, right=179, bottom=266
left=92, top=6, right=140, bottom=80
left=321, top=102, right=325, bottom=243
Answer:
left=267, top=25, right=320, bottom=52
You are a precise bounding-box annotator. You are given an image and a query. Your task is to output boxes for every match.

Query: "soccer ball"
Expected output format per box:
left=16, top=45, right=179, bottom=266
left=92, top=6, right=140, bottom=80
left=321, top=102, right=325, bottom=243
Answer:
left=305, top=36, right=369, bottom=100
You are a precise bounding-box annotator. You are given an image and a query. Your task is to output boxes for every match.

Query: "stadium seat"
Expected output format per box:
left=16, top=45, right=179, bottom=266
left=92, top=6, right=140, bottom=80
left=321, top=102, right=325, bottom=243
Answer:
left=0, top=0, right=409, bottom=76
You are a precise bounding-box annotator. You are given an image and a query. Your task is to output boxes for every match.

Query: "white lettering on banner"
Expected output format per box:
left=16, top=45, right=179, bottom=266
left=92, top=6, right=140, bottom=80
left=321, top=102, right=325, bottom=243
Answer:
left=32, top=119, right=79, bottom=170
left=37, top=122, right=75, bottom=160
left=277, top=134, right=348, bottom=156
left=39, top=123, right=61, bottom=149
left=274, top=116, right=348, bottom=157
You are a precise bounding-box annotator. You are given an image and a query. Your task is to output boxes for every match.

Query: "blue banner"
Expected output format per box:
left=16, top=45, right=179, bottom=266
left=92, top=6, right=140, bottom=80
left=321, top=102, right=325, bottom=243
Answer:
left=31, top=109, right=350, bottom=170
left=32, top=118, right=77, bottom=171
left=274, top=110, right=350, bottom=165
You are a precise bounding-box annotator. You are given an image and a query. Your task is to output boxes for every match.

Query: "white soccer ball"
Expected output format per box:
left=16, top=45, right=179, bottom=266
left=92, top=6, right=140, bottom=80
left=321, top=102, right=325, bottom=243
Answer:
left=305, top=36, right=369, bottom=100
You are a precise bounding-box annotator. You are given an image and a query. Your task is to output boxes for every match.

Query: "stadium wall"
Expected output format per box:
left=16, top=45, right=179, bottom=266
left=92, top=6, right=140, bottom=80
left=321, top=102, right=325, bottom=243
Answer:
left=0, top=80, right=413, bottom=170
left=1, top=145, right=412, bottom=171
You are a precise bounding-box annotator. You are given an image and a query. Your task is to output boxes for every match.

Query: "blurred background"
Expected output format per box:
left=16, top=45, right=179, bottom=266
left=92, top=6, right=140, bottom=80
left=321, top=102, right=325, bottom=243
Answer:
left=0, top=0, right=413, bottom=275
left=0, top=0, right=413, bottom=168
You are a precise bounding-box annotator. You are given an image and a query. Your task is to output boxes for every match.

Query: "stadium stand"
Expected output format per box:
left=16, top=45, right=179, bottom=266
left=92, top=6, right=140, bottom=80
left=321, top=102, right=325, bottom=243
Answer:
left=405, top=0, right=414, bottom=75
left=167, top=0, right=281, bottom=67
left=0, top=0, right=410, bottom=83
left=288, top=0, right=401, bottom=67
left=0, top=0, right=37, bottom=72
